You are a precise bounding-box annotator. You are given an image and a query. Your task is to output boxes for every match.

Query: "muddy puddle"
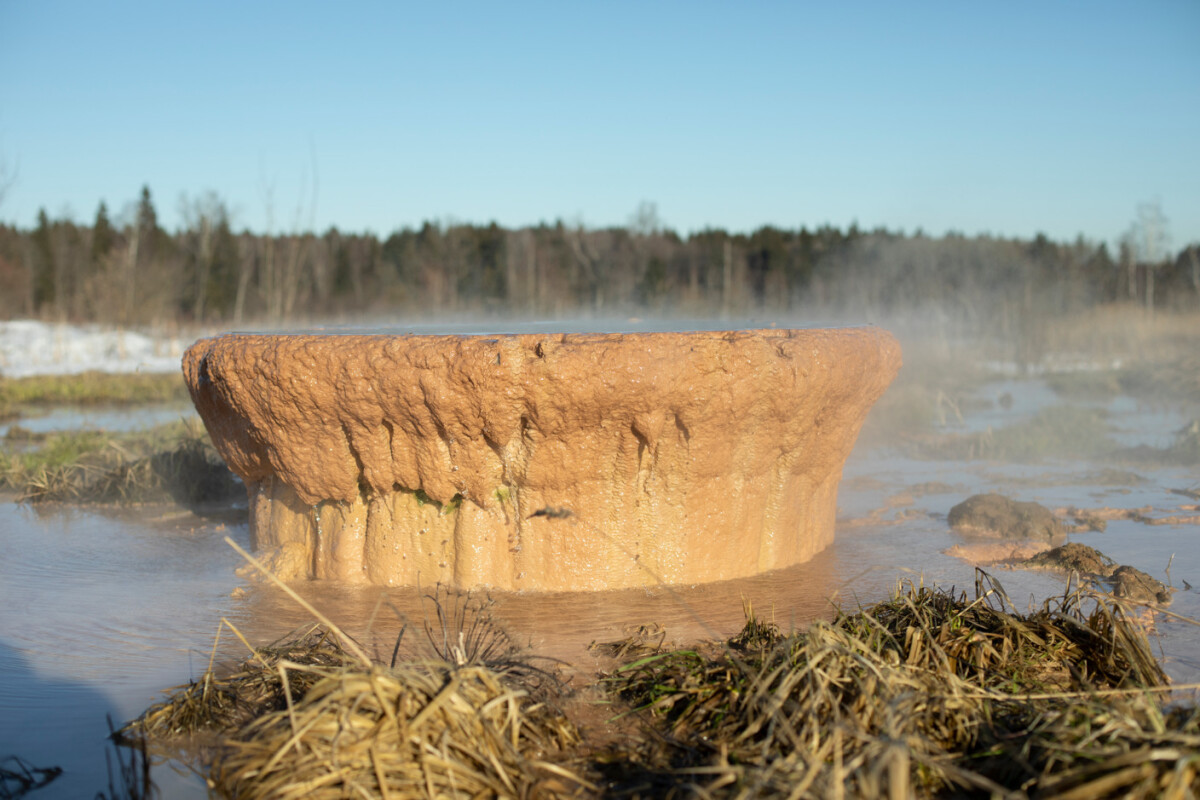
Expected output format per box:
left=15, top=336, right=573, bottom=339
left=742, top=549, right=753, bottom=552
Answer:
left=0, top=372, right=1197, bottom=796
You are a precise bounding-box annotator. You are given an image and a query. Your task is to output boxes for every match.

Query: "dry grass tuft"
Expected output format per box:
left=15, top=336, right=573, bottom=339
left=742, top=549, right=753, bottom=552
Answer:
left=597, top=571, right=1197, bottom=799
left=133, top=626, right=358, bottom=739
left=213, top=662, right=583, bottom=799
left=126, top=565, right=1198, bottom=798
left=127, top=588, right=588, bottom=799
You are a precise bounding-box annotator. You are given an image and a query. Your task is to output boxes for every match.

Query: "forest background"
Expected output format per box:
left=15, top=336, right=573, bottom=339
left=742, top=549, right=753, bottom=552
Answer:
left=1, top=181, right=1196, bottom=348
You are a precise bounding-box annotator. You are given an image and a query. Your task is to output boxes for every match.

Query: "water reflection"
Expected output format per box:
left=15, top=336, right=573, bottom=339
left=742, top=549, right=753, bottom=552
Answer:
left=0, top=503, right=246, bottom=798
left=0, top=638, right=116, bottom=798
left=231, top=543, right=850, bottom=672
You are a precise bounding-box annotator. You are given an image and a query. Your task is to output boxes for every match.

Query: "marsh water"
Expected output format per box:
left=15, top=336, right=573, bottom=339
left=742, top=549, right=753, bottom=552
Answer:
left=1, top=370, right=1198, bottom=797
left=0, top=403, right=197, bottom=440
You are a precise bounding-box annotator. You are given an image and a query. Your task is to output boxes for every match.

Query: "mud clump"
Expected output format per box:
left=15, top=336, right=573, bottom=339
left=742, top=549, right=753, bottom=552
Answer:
left=1023, top=543, right=1173, bottom=605
left=184, top=328, right=901, bottom=591
left=1112, top=565, right=1173, bottom=604
left=1025, top=542, right=1115, bottom=575
left=948, top=493, right=1065, bottom=541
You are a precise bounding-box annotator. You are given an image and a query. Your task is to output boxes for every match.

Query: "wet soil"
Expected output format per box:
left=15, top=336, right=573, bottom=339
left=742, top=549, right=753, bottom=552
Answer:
left=948, top=492, right=1065, bottom=540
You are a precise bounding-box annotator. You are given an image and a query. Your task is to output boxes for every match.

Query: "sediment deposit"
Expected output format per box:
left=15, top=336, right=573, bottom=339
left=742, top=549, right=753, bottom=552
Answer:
left=184, top=328, right=901, bottom=591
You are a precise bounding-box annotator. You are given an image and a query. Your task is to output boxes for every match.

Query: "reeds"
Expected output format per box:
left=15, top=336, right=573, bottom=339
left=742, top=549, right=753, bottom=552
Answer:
left=0, top=756, right=63, bottom=798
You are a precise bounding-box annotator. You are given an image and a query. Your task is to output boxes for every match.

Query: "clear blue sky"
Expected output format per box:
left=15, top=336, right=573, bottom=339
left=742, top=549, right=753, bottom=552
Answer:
left=1, top=1, right=1197, bottom=247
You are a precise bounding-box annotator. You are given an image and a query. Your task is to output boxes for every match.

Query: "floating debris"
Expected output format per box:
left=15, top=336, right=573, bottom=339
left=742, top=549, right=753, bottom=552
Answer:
left=589, top=623, right=669, bottom=661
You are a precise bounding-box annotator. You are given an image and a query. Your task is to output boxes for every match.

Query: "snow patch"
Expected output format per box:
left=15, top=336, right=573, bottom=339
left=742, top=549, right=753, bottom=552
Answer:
left=0, top=320, right=191, bottom=378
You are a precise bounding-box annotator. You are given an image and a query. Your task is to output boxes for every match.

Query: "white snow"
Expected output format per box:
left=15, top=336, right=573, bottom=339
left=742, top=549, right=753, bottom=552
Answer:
left=0, top=320, right=193, bottom=378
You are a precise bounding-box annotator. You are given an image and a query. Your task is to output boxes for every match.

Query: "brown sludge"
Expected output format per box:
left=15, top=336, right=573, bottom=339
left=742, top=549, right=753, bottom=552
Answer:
left=183, top=328, right=901, bottom=591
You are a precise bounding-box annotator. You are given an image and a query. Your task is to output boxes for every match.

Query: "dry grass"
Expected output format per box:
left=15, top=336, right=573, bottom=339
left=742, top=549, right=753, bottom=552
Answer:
left=1035, top=305, right=1200, bottom=372
left=859, top=306, right=1200, bottom=453
left=595, top=572, right=1197, bottom=799
left=127, top=581, right=588, bottom=799
left=133, top=626, right=359, bottom=739
left=213, top=662, right=583, bottom=799
left=123, top=554, right=1199, bottom=798
left=912, top=406, right=1119, bottom=462
left=2, top=419, right=240, bottom=506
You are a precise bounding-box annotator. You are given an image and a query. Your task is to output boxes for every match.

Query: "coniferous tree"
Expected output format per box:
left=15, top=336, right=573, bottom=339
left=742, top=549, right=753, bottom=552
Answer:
left=136, top=186, right=157, bottom=233
left=91, top=201, right=115, bottom=265
left=31, top=208, right=55, bottom=310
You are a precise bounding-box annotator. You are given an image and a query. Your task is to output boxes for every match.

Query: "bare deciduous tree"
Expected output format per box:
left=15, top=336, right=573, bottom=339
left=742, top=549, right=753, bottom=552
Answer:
left=0, top=154, right=16, bottom=211
left=179, top=191, right=233, bottom=320
left=1124, top=201, right=1171, bottom=313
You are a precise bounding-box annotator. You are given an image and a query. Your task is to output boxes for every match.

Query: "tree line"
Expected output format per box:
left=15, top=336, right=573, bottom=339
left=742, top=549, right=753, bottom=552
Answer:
left=1, top=187, right=1196, bottom=330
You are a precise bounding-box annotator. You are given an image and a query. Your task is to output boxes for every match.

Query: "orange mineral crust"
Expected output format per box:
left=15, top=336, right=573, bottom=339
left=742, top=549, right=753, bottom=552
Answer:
left=183, top=328, right=901, bottom=591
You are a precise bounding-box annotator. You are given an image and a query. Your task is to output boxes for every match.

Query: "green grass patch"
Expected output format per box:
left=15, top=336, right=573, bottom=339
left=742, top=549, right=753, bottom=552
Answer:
left=409, top=487, right=464, bottom=514
left=0, top=371, right=189, bottom=410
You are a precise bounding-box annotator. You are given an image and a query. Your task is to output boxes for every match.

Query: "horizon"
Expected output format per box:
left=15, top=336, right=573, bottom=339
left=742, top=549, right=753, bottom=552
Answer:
left=1, top=1, right=1198, bottom=249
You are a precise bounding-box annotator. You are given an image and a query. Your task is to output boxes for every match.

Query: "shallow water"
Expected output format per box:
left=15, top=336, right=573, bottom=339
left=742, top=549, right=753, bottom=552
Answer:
left=285, top=315, right=843, bottom=336
left=940, top=376, right=1194, bottom=450
left=0, top=403, right=198, bottom=439
left=0, top=372, right=1197, bottom=796
left=0, top=504, right=247, bottom=797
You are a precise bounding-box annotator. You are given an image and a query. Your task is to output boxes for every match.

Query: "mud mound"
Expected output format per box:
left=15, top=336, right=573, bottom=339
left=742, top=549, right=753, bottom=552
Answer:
left=1023, top=543, right=1172, bottom=605
left=948, top=493, right=1064, bottom=541
left=1025, top=542, right=1115, bottom=575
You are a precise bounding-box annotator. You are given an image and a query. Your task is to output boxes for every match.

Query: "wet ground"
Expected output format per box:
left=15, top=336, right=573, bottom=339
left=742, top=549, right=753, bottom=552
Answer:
left=0, top=375, right=1197, bottom=797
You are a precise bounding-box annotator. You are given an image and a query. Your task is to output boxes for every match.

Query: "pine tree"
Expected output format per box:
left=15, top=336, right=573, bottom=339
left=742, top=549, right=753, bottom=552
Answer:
left=91, top=200, right=115, bottom=265
left=134, top=185, right=160, bottom=265
left=32, top=208, right=55, bottom=310
left=136, top=185, right=158, bottom=234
